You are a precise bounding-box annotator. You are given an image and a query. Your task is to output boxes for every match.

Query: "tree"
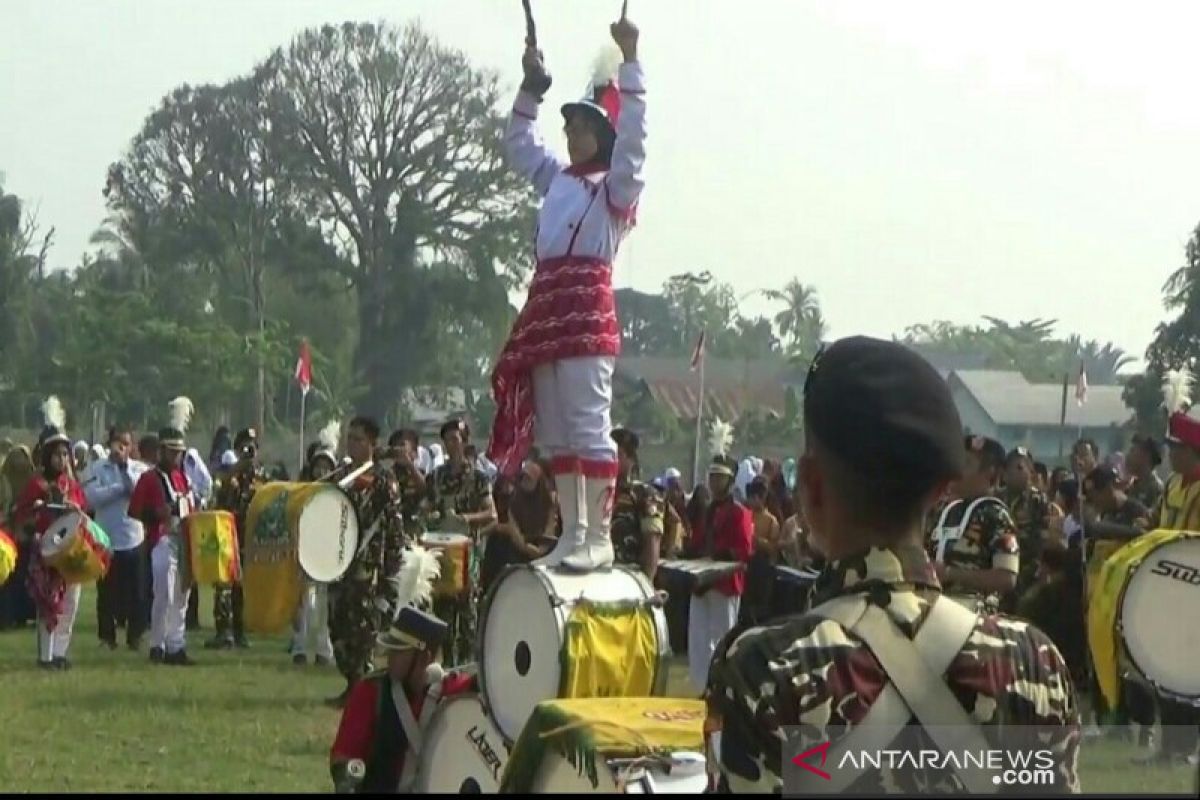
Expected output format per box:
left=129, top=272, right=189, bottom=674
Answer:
left=258, top=21, right=535, bottom=416
left=1122, top=371, right=1166, bottom=438
left=766, top=279, right=826, bottom=363
left=1148, top=221, right=1200, bottom=377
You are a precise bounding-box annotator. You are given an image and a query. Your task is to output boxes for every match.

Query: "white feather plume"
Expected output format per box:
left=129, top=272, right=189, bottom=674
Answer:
left=168, top=396, right=195, bottom=433
left=707, top=417, right=735, bottom=459
left=41, top=396, right=66, bottom=430
left=393, top=546, right=441, bottom=611
left=1162, top=369, right=1193, bottom=414
left=590, top=45, right=623, bottom=88
left=317, top=419, right=341, bottom=453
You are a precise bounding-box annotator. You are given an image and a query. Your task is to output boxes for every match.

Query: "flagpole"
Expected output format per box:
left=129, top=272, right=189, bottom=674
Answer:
left=299, top=388, right=307, bottom=475
left=692, top=348, right=706, bottom=490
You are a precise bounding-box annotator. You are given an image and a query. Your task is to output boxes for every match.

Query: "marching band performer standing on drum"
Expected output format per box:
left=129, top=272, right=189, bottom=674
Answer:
left=85, top=424, right=149, bottom=652
left=927, top=436, right=1021, bottom=614
left=13, top=399, right=89, bottom=670
left=608, top=428, right=668, bottom=582
left=684, top=454, right=753, bottom=695
left=328, top=416, right=410, bottom=708
left=129, top=404, right=197, bottom=666
left=330, top=607, right=473, bottom=794
left=427, top=419, right=495, bottom=667
left=706, top=338, right=1080, bottom=792
left=207, top=427, right=268, bottom=651
left=487, top=8, right=646, bottom=575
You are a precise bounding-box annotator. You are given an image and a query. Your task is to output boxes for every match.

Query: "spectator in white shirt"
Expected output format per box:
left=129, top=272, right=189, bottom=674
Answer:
left=84, top=425, right=149, bottom=650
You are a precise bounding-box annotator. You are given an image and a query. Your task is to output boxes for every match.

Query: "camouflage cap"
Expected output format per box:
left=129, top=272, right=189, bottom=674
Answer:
left=804, top=336, right=964, bottom=487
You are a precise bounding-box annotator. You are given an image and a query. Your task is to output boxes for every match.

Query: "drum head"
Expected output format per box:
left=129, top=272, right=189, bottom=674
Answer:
left=417, top=695, right=507, bottom=793
left=480, top=566, right=659, bottom=743
left=41, top=512, right=85, bottom=558
left=296, top=488, right=359, bottom=582
left=1120, top=538, right=1200, bottom=699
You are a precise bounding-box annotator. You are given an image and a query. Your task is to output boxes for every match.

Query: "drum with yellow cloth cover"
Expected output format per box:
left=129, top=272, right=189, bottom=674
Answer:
left=182, top=510, right=240, bottom=586
left=420, top=531, right=474, bottom=599
left=1088, top=528, right=1200, bottom=709
left=40, top=511, right=111, bottom=584
left=242, top=481, right=359, bottom=634
left=0, top=528, right=16, bottom=587
left=479, top=564, right=671, bottom=745
left=500, top=697, right=709, bottom=794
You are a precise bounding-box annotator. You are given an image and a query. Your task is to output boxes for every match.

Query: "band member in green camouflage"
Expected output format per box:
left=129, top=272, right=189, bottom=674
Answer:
left=327, top=416, right=410, bottom=708
left=387, top=429, right=428, bottom=539
left=999, top=446, right=1048, bottom=608
left=207, top=427, right=269, bottom=649
left=1125, top=434, right=1164, bottom=513
left=706, top=338, right=1079, bottom=793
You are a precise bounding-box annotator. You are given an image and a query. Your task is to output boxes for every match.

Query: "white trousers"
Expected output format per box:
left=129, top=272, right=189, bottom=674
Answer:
left=688, top=591, right=741, bottom=695
left=151, top=537, right=190, bottom=654
left=293, top=580, right=333, bottom=659
left=38, top=582, right=82, bottom=662
left=532, top=356, right=617, bottom=465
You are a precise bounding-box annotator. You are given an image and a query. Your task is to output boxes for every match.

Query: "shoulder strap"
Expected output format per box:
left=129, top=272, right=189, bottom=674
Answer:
left=804, top=595, right=995, bottom=794
left=935, top=497, right=1006, bottom=563
left=394, top=677, right=445, bottom=793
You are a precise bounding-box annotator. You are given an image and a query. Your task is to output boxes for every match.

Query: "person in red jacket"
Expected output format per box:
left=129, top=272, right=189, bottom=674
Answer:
left=685, top=454, right=753, bottom=694
left=14, top=422, right=88, bottom=670
left=330, top=607, right=474, bottom=794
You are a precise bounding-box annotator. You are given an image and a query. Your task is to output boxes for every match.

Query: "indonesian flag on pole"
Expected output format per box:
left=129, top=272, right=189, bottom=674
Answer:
left=690, top=330, right=706, bottom=371
left=1075, top=362, right=1088, bottom=407
left=295, top=339, right=313, bottom=396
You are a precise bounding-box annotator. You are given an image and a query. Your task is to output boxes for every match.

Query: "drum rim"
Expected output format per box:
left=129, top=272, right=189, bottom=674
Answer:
left=1114, top=533, right=1200, bottom=703
left=294, top=487, right=361, bottom=583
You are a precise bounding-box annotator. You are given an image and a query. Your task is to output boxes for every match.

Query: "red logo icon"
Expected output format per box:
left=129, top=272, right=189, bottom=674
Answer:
left=791, top=741, right=832, bottom=780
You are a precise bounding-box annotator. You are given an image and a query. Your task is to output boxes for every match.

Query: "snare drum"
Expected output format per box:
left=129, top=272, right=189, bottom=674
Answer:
left=417, top=693, right=508, bottom=793
left=243, top=482, right=360, bottom=634
left=421, top=532, right=473, bottom=599
left=501, top=697, right=709, bottom=794
left=183, top=510, right=240, bottom=586
left=0, top=529, right=16, bottom=587
left=40, top=511, right=112, bottom=584
left=771, top=565, right=819, bottom=618
left=479, top=564, right=671, bottom=744
left=1088, top=529, right=1200, bottom=707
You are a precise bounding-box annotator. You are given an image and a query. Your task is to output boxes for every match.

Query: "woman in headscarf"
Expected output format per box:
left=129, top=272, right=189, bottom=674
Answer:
left=0, top=445, right=37, bottom=629
left=208, top=426, right=232, bottom=474
left=479, top=460, right=558, bottom=595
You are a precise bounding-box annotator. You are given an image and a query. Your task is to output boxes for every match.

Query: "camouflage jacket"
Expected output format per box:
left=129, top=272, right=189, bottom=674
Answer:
left=1126, top=473, right=1163, bottom=514
left=611, top=477, right=665, bottom=573
left=392, top=464, right=427, bottom=532
left=705, top=544, right=1081, bottom=793
left=929, top=496, right=1021, bottom=590
left=342, top=463, right=408, bottom=608
left=1000, top=486, right=1048, bottom=571
left=427, top=462, right=491, bottom=527
left=215, top=464, right=270, bottom=534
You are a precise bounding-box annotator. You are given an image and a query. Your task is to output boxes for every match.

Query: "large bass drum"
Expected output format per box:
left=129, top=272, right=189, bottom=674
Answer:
left=416, top=693, right=508, bottom=794
left=478, top=565, right=670, bottom=744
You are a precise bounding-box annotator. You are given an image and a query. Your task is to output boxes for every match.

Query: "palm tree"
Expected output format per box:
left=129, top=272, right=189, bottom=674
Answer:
left=766, top=279, right=827, bottom=363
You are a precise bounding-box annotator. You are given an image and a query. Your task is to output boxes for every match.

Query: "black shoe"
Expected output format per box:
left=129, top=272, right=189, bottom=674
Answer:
left=293, top=653, right=307, bottom=667
left=149, top=647, right=165, bottom=663
left=38, top=660, right=56, bottom=671
left=164, top=650, right=196, bottom=666
left=53, top=657, right=71, bottom=671
left=234, top=634, right=251, bottom=650
left=314, top=655, right=333, bottom=668
left=204, top=634, right=234, bottom=650
left=100, top=639, right=118, bottom=651
left=127, top=637, right=142, bottom=652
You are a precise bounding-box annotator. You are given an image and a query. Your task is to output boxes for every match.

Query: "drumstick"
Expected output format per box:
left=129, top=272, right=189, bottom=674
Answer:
left=336, top=460, right=375, bottom=491
left=522, top=0, right=537, bottom=46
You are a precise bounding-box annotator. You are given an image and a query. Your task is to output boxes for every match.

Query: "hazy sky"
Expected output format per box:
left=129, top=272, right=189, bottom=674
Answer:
left=5, top=0, right=1200, bottom=365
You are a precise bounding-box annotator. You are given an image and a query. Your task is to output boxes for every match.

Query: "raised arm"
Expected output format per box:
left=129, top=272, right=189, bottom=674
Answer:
left=604, top=18, right=645, bottom=220
left=505, top=46, right=565, bottom=196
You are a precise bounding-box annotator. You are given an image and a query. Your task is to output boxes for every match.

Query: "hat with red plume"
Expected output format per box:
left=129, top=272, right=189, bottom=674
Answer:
left=1162, top=369, right=1200, bottom=449
left=561, top=46, right=623, bottom=133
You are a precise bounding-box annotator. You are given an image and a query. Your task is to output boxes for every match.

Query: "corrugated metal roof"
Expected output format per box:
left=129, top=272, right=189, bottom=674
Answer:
left=950, top=370, right=1129, bottom=428
left=644, top=380, right=783, bottom=421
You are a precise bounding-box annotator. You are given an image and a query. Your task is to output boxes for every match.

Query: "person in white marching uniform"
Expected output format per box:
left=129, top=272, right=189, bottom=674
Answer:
left=488, top=9, right=646, bottom=574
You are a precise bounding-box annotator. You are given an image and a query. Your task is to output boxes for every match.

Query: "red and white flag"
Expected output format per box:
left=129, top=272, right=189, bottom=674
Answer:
left=1075, top=362, right=1088, bottom=407
left=690, top=330, right=706, bottom=371
left=295, top=339, right=313, bottom=396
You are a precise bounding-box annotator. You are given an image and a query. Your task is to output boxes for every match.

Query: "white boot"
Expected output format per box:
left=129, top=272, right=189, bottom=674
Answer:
left=534, top=471, right=587, bottom=569
left=562, top=474, right=616, bottom=572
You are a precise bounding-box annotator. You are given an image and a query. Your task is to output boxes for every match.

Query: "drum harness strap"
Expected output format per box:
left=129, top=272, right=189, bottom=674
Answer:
left=393, top=677, right=445, bottom=793
left=802, top=593, right=998, bottom=795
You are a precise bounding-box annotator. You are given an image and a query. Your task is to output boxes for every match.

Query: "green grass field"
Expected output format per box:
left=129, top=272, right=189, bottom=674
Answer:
left=0, top=587, right=1195, bottom=793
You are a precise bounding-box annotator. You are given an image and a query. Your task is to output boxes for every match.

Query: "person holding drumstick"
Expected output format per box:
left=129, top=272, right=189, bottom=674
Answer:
left=13, top=413, right=89, bottom=670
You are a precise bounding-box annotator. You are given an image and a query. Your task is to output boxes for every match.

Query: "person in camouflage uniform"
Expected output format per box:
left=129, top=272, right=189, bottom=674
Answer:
left=207, top=428, right=269, bottom=649
left=928, top=435, right=1021, bottom=614
left=386, top=428, right=427, bottom=540
left=609, top=428, right=668, bottom=581
left=426, top=419, right=496, bottom=667
left=999, top=446, right=1049, bottom=609
left=327, top=416, right=410, bottom=708
left=707, top=338, right=1079, bottom=793
left=1124, top=434, right=1164, bottom=513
